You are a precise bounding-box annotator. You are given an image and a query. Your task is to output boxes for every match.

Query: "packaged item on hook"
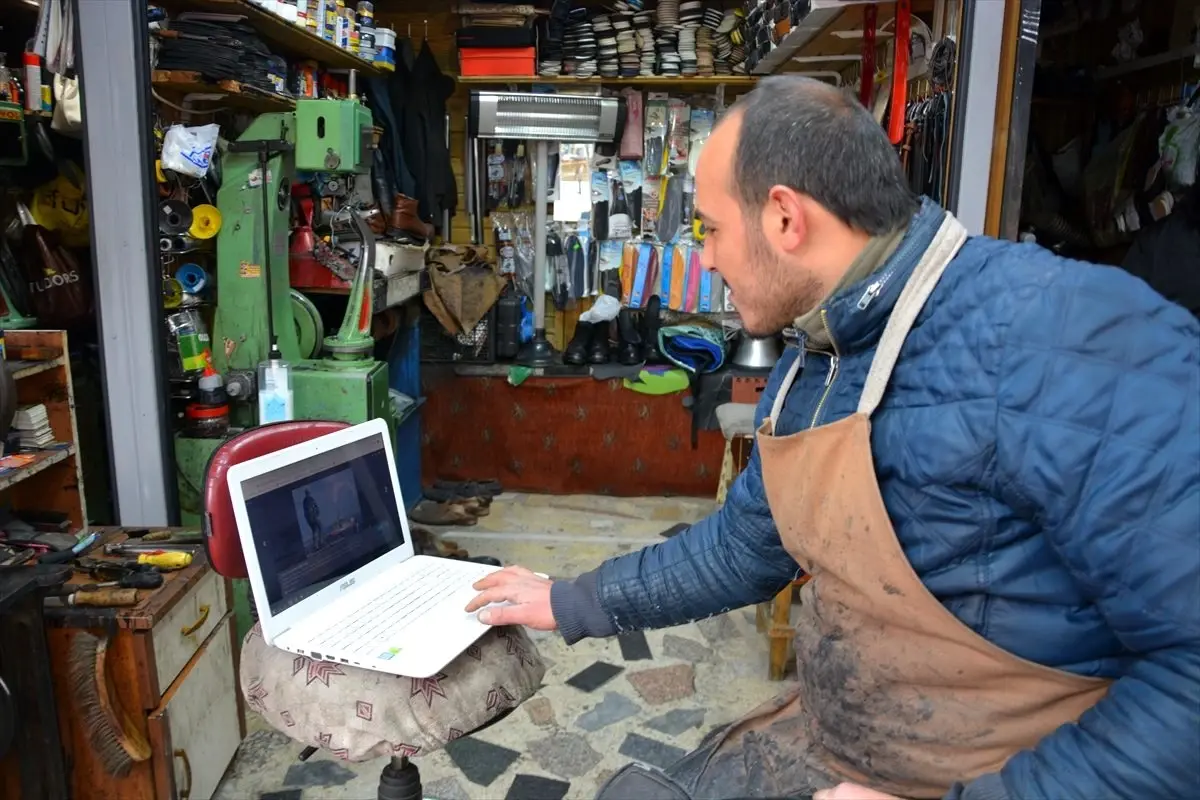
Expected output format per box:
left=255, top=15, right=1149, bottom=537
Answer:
left=644, top=94, right=669, bottom=178
left=493, top=212, right=516, bottom=276
left=666, top=99, right=691, bottom=169
left=513, top=210, right=535, bottom=299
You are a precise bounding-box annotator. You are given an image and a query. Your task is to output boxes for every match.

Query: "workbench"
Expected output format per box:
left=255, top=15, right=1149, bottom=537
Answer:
left=31, top=528, right=242, bottom=800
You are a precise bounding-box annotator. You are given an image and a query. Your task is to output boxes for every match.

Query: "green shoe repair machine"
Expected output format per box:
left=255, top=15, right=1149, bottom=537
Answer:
left=173, top=94, right=402, bottom=524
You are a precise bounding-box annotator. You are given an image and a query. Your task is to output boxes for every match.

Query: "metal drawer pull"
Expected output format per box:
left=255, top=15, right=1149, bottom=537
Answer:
left=181, top=604, right=210, bottom=636
left=174, top=748, right=192, bottom=799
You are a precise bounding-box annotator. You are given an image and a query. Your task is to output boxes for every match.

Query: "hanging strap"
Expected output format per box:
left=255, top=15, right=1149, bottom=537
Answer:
left=768, top=352, right=805, bottom=428
left=858, top=213, right=968, bottom=416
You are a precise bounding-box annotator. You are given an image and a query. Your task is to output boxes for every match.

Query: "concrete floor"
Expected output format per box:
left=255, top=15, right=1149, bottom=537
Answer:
left=214, top=494, right=784, bottom=800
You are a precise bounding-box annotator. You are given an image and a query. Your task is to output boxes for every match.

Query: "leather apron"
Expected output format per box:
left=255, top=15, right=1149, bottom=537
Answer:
left=664, top=214, right=1113, bottom=799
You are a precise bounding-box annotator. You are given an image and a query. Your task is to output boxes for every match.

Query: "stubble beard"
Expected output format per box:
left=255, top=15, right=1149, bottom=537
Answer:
left=739, top=235, right=825, bottom=337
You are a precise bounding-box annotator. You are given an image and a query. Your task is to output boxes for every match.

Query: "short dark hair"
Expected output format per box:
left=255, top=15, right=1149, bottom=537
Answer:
left=730, top=76, right=919, bottom=235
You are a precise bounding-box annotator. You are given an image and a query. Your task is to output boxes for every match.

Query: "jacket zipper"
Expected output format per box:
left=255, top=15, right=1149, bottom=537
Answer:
left=808, top=308, right=841, bottom=428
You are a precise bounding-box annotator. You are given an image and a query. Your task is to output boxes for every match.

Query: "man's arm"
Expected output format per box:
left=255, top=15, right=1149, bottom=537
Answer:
left=957, top=266, right=1200, bottom=800
left=551, top=402, right=800, bottom=645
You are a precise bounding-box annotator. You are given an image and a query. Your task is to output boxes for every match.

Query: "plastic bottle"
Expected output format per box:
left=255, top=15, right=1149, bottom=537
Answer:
left=257, top=349, right=295, bottom=424
left=22, top=53, right=40, bottom=114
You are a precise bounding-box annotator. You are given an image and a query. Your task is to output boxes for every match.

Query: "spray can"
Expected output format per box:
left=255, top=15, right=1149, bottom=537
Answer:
left=21, top=52, right=41, bottom=114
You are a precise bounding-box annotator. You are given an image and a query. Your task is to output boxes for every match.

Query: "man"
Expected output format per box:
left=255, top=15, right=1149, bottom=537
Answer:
left=467, top=76, right=1200, bottom=800
left=302, top=489, right=322, bottom=550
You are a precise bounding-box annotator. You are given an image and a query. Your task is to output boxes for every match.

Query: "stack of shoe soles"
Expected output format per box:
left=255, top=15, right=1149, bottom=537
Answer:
left=155, top=19, right=286, bottom=96
left=539, top=0, right=570, bottom=76
left=612, top=12, right=637, bottom=78
left=562, top=294, right=665, bottom=367
left=655, top=0, right=681, bottom=77
left=699, top=5, right=723, bottom=76
left=564, top=7, right=597, bottom=78
left=410, top=480, right=504, bottom=527
left=594, top=14, right=619, bottom=78
left=678, top=1, right=703, bottom=76
left=713, top=9, right=742, bottom=75
left=634, top=11, right=656, bottom=76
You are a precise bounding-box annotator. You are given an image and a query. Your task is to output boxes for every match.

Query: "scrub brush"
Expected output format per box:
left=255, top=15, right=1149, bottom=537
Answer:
left=68, top=631, right=152, bottom=776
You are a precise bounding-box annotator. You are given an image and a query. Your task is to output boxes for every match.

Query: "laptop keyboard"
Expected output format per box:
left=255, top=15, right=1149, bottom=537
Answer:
left=311, top=561, right=474, bottom=656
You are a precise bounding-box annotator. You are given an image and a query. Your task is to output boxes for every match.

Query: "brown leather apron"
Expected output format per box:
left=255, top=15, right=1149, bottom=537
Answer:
left=665, top=214, right=1112, bottom=799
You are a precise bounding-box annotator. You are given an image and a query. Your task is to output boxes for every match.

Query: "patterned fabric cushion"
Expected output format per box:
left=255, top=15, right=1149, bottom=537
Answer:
left=240, top=623, right=546, bottom=762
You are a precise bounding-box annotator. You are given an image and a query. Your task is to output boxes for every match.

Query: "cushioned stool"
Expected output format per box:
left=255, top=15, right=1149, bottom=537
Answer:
left=240, top=621, right=544, bottom=798
left=204, top=422, right=546, bottom=799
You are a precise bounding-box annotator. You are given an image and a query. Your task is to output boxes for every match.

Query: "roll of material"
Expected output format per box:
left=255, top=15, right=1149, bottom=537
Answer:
left=188, top=204, right=223, bottom=239
left=159, top=199, right=193, bottom=235
left=175, top=262, right=209, bottom=294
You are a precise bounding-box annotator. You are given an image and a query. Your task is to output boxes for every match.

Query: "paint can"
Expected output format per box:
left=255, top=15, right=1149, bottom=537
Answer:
left=374, top=27, right=396, bottom=69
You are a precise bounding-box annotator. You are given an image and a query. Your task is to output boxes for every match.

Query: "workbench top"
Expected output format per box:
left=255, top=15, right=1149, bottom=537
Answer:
left=41, top=528, right=210, bottom=631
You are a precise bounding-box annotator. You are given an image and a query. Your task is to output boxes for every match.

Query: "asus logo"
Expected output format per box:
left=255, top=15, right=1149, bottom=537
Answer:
left=339, top=578, right=355, bottom=591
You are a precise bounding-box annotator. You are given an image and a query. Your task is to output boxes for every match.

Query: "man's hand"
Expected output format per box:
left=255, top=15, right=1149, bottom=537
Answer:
left=813, top=783, right=900, bottom=800
left=464, top=566, right=557, bottom=630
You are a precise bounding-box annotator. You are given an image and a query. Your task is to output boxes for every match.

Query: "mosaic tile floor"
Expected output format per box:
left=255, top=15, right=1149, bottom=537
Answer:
left=213, top=495, right=783, bottom=800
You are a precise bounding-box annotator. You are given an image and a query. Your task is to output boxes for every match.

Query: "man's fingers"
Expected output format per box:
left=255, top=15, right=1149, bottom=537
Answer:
left=477, top=603, right=523, bottom=626
left=464, top=587, right=509, bottom=612
left=472, top=565, right=531, bottom=590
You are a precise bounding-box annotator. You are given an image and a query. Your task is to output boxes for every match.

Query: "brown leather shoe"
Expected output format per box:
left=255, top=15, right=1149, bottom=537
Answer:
left=391, top=193, right=434, bottom=240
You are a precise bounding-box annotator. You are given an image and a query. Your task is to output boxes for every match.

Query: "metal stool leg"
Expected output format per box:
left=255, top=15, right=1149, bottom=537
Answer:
left=378, top=755, right=422, bottom=800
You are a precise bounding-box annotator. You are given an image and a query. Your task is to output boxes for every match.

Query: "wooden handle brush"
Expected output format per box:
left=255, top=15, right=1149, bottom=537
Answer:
left=68, top=631, right=152, bottom=777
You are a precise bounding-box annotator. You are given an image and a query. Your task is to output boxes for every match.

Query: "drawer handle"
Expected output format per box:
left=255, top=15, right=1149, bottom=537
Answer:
left=174, top=748, right=192, bottom=799
left=181, top=604, right=210, bottom=636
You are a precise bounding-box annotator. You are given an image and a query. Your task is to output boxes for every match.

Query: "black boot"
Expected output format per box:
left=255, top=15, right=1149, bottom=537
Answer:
left=642, top=295, right=664, bottom=363
left=588, top=320, right=611, bottom=363
left=617, top=308, right=644, bottom=365
left=563, top=321, right=594, bottom=365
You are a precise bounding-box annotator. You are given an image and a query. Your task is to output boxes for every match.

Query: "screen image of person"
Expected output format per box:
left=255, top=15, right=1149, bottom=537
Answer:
left=242, top=437, right=406, bottom=615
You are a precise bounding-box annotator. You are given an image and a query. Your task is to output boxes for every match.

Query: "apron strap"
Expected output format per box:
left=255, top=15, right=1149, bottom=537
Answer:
left=857, top=213, right=969, bottom=417
left=768, top=352, right=805, bottom=428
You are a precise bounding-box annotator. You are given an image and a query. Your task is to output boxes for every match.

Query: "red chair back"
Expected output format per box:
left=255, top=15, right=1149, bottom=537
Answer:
left=202, top=421, right=350, bottom=579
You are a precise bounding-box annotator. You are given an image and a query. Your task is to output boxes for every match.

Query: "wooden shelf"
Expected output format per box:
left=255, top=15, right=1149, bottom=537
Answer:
left=3, top=330, right=87, bottom=531
left=10, top=356, right=66, bottom=381
left=152, top=70, right=297, bottom=112
left=0, top=446, right=76, bottom=493
left=1096, top=45, right=1200, bottom=81
left=456, top=75, right=758, bottom=89
left=167, top=0, right=381, bottom=75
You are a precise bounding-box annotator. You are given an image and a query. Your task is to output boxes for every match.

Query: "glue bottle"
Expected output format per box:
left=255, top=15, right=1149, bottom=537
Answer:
left=257, top=345, right=294, bottom=424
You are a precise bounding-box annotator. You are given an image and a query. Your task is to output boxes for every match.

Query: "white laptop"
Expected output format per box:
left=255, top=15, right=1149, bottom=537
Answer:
left=226, top=418, right=501, bottom=678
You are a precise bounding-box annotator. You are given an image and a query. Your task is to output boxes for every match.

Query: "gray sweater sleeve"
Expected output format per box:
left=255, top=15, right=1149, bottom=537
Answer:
left=550, top=570, right=617, bottom=645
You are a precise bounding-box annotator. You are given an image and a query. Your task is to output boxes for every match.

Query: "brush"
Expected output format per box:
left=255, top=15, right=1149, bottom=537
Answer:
left=68, top=631, right=152, bottom=777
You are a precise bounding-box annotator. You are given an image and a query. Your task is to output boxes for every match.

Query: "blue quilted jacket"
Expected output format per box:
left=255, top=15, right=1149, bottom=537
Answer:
left=550, top=201, right=1200, bottom=800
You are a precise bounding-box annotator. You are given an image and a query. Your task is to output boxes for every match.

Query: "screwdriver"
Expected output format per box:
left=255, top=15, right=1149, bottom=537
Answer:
left=80, top=571, right=165, bottom=591
left=121, top=552, right=193, bottom=571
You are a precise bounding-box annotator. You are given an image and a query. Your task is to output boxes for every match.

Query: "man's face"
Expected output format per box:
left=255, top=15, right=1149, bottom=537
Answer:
left=695, top=117, right=824, bottom=336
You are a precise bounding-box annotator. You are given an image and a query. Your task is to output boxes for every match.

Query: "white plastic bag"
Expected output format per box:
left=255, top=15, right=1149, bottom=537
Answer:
left=1159, top=108, right=1200, bottom=190
left=161, top=123, right=220, bottom=178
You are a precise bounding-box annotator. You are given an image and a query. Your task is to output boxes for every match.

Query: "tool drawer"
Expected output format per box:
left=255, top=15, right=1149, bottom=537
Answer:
left=153, top=569, right=228, bottom=694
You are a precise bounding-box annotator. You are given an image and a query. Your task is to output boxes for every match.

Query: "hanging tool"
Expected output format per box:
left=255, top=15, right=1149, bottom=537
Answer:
left=860, top=4, right=878, bottom=108
left=888, top=0, right=912, bottom=146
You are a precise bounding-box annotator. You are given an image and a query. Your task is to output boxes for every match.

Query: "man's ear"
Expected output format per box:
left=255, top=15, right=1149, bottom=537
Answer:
left=766, top=185, right=807, bottom=253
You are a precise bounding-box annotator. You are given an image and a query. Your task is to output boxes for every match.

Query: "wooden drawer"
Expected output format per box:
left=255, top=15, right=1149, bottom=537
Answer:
left=149, top=615, right=240, bottom=800
left=153, top=570, right=227, bottom=695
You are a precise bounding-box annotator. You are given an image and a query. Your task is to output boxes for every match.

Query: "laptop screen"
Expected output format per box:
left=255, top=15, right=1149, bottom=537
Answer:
left=239, top=432, right=405, bottom=616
